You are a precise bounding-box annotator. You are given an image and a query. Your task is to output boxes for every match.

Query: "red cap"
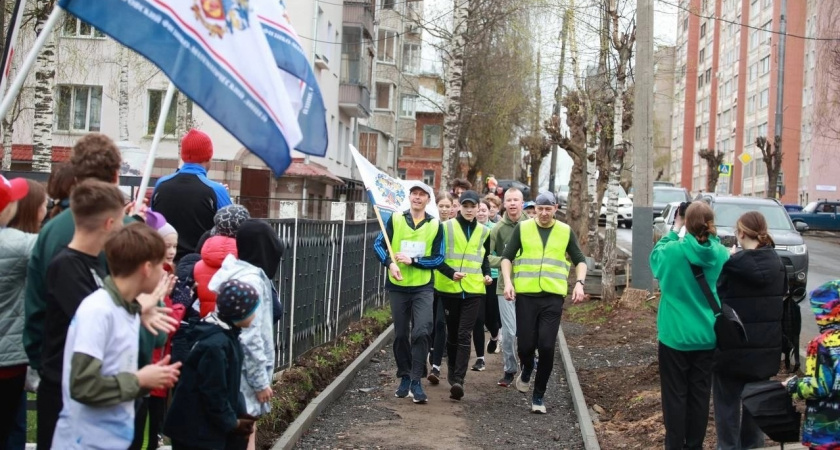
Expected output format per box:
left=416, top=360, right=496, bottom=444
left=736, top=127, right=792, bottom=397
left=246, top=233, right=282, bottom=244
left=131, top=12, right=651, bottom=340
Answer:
left=180, top=129, right=214, bottom=163
left=0, top=175, right=29, bottom=213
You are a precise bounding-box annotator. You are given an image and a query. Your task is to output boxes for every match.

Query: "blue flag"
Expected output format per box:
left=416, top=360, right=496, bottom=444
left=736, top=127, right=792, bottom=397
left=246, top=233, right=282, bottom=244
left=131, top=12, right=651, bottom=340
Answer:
left=57, top=0, right=303, bottom=176
left=256, top=0, right=328, bottom=157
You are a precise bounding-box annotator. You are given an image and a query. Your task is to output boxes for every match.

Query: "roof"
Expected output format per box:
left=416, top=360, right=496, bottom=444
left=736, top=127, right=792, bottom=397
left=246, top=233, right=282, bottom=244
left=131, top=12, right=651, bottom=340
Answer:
left=416, top=86, right=444, bottom=114
left=283, top=158, right=344, bottom=186
left=2, top=145, right=72, bottom=162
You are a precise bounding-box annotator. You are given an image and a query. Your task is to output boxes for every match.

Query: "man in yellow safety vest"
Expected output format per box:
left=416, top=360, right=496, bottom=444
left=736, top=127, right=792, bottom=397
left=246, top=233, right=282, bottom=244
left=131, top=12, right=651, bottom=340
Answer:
left=501, top=191, right=587, bottom=414
left=433, top=190, right=492, bottom=400
left=373, top=181, right=443, bottom=404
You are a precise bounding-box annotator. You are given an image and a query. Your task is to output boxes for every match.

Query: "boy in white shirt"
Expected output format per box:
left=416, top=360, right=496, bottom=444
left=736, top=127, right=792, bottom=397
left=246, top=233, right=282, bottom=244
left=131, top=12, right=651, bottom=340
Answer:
left=52, top=223, right=181, bottom=449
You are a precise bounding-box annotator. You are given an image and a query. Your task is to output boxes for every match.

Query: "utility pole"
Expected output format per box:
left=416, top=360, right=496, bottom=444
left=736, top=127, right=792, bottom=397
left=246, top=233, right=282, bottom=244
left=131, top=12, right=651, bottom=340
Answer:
left=773, top=0, right=787, bottom=198
left=632, top=0, right=654, bottom=290
left=548, top=8, right=568, bottom=194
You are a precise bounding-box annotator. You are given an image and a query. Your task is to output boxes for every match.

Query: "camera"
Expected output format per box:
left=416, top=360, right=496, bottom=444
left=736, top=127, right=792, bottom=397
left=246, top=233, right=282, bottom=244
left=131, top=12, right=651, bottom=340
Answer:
left=678, top=201, right=691, bottom=218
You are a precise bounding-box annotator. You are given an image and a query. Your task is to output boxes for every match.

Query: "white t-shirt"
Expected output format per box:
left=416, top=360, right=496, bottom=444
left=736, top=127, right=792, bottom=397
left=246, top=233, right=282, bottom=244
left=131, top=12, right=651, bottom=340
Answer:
left=52, top=288, right=140, bottom=449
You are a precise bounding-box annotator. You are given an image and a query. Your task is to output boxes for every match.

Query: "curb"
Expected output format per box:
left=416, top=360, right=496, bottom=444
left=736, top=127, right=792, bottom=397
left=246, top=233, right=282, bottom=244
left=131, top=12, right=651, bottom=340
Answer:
left=271, top=323, right=396, bottom=450
left=557, top=324, right=601, bottom=450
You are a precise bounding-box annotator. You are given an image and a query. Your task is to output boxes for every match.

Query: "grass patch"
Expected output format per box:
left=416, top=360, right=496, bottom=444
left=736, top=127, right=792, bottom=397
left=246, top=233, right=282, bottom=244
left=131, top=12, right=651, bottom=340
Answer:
left=256, top=305, right=392, bottom=449
left=565, top=300, right=612, bottom=325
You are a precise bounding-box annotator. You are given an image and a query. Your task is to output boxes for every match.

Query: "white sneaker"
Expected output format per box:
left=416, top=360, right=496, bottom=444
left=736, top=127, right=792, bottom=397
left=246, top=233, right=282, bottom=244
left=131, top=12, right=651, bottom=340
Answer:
left=515, top=373, right=530, bottom=393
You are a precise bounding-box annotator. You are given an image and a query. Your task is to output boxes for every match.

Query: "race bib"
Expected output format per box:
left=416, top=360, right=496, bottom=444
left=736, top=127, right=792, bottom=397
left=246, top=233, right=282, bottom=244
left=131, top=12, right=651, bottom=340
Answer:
left=400, top=240, right=426, bottom=258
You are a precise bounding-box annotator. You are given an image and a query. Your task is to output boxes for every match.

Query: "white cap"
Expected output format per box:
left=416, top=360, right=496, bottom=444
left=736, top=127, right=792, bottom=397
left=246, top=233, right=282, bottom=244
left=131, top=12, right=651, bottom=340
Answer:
left=406, top=180, right=433, bottom=197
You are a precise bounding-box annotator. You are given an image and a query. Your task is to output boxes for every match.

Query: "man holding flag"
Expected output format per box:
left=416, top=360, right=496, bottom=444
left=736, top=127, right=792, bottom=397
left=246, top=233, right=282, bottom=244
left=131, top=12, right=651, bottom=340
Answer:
left=373, top=181, right=444, bottom=404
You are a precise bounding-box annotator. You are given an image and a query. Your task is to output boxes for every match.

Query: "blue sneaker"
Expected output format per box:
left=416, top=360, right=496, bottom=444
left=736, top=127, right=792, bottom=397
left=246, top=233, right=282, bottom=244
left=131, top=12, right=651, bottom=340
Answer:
left=531, top=395, right=546, bottom=414
left=395, top=376, right=411, bottom=398
left=409, top=380, right=428, bottom=403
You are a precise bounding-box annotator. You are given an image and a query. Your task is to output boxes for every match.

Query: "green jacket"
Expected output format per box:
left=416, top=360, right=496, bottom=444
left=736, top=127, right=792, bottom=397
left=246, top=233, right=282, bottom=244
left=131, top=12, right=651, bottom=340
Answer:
left=23, top=209, right=148, bottom=371
left=650, top=231, right=730, bottom=351
left=488, top=212, right=527, bottom=295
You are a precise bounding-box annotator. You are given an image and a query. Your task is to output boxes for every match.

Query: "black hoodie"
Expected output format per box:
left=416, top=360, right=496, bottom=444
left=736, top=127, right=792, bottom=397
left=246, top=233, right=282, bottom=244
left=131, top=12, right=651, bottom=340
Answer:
left=715, top=245, right=787, bottom=380
left=236, top=219, right=284, bottom=320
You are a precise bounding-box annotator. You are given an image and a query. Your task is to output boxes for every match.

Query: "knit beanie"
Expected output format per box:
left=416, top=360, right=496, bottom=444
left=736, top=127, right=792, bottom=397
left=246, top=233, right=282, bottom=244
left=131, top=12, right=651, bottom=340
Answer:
left=214, top=204, right=250, bottom=237
left=157, top=223, right=177, bottom=238
left=216, top=279, right=260, bottom=324
left=180, top=129, right=213, bottom=163
left=810, top=280, right=840, bottom=330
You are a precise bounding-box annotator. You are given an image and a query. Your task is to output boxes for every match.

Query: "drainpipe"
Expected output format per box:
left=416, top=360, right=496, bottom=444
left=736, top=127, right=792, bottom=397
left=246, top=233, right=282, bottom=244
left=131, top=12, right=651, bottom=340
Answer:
left=311, top=0, right=320, bottom=62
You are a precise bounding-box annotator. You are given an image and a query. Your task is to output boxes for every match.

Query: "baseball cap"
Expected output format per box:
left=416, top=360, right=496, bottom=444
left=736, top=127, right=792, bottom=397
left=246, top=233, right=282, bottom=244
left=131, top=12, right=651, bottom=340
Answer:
left=406, top=180, right=433, bottom=197
left=459, top=190, right=480, bottom=205
left=0, top=175, right=29, bottom=213
left=535, top=191, right=557, bottom=206
left=523, top=201, right=536, bottom=209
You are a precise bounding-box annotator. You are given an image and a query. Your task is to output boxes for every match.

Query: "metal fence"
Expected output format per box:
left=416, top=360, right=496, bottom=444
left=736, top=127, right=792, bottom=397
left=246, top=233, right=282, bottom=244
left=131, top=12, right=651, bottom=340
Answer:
left=266, top=204, right=387, bottom=370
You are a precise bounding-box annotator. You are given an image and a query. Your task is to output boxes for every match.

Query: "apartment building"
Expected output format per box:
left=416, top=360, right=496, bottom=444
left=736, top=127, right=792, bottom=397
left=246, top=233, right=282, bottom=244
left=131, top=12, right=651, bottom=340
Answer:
left=653, top=46, right=676, bottom=181
left=670, top=0, right=805, bottom=201
left=397, top=74, right=444, bottom=192
left=798, top=0, right=840, bottom=204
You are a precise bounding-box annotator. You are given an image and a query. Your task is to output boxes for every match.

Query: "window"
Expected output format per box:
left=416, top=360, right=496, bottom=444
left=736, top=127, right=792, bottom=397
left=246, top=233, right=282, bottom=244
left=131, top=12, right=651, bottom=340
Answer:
left=747, top=95, right=756, bottom=113
left=761, top=0, right=772, bottom=7
left=700, top=23, right=706, bottom=37
left=759, top=89, right=769, bottom=108
left=721, top=108, right=731, bottom=125
left=403, top=43, right=420, bottom=74
left=400, top=94, right=417, bottom=118
left=375, top=82, right=391, bottom=110
left=698, top=74, right=704, bottom=88
left=423, top=125, right=441, bottom=148
left=683, top=18, right=688, bottom=32
left=706, top=68, right=711, bottom=83
left=423, top=170, right=435, bottom=187
left=699, top=48, right=705, bottom=62
left=761, top=21, right=772, bottom=43
left=750, top=29, right=760, bottom=49
left=146, top=90, right=193, bottom=136
left=695, top=125, right=702, bottom=140
left=382, top=0, right=395, bottom=9
left=55, top=85, right=102, bottom=132
left=748, top=63, right=757, bottom=81
left=397, top=168, right=406, bottom=179
left=759, top=56, right=770, bottom=75
left=377, top=30, right=397, bottom=63
left=62, top=17, right=104, bottom=38
left=757, top=122, right=767, bottom=138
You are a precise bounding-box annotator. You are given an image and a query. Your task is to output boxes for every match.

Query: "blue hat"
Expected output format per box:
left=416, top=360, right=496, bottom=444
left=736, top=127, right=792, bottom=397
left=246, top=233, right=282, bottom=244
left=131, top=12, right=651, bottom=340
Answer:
left=216, top=279, right=260, bottom=324
left=523, top=201, right=536, bottom=209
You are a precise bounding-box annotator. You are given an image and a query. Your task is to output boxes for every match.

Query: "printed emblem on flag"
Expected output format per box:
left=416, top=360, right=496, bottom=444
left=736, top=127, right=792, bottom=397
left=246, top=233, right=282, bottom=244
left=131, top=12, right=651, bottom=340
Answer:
left=374, top=173, right=405, bottom=209
left=193, top=0, right=251, bottom=38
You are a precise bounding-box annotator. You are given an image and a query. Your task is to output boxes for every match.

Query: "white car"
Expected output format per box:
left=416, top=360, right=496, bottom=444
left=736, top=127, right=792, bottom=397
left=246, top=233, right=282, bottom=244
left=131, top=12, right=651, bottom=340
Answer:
left=600, top=197, right=633, bottom=228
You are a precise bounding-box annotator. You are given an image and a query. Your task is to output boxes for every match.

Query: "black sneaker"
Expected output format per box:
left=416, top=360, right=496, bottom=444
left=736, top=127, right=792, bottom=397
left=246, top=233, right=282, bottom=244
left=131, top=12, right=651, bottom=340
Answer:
left=497, top=372, right=515, bottom=387
left=450, top=383, right=464, bottom=400
left=427, top=368, right=440, bottom=385
left=471, top=358, right=486, bottom=371
left=487, top=339, right=498, bottom=355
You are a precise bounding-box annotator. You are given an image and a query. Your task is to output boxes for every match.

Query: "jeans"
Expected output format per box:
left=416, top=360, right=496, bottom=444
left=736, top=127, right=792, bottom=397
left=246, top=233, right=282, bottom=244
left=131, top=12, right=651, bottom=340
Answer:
left=515, top=295, right=564, bottom=397
left=442, top=295, right=482, bottom=384
left=390, top=289, right=433, bottom=381
left=498, top=295, right=518, bottom=374
left=713, top=373, right=766, bottom=450
left=429, top=293, right=446, bottom=367
left=658, top=341, right=714, bottom=450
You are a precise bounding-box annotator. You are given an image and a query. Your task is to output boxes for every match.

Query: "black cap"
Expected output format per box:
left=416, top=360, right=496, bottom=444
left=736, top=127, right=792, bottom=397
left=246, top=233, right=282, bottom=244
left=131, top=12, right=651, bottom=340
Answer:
left=459, top=190, right=481, bottom=205
left=535, top=191, right=557, bottom=206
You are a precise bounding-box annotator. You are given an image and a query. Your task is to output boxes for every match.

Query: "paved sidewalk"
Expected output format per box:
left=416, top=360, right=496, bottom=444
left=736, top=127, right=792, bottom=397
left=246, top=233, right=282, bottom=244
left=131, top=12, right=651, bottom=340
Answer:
left=295, top=332, right=584, bottom=449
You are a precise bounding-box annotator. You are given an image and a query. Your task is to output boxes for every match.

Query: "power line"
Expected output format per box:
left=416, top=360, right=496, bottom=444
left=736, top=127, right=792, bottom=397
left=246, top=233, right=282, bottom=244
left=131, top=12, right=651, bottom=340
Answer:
left=657, top=0, right=840, bottom=41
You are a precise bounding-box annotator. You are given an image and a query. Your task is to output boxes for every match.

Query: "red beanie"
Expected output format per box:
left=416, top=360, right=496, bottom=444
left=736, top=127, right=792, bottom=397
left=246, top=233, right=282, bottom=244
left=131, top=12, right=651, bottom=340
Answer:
left=180, top=129, right=214, bottom=163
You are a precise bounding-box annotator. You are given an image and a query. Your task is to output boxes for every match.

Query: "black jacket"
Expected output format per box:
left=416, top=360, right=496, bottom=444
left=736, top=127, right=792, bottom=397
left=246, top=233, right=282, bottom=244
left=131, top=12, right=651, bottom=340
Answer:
left=714, top=246, right=786, bottom=380
left=164, top=317, right=244, bottom=448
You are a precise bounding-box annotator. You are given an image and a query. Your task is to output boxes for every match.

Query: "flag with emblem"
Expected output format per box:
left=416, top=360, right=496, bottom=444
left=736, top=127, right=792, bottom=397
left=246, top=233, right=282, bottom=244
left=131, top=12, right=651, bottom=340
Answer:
left=57, top=0, right=302, bottom=176
left=254, top=0, right=328, bottom=157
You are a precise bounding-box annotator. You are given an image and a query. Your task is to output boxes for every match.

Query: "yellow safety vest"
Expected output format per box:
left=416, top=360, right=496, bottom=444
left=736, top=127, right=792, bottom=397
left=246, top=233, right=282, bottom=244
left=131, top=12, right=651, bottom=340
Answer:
left=389, top=215, right=440, bottom=287
left=434, top=220, right=490, bottom=295
left=513, top=219, right=572, bottom=296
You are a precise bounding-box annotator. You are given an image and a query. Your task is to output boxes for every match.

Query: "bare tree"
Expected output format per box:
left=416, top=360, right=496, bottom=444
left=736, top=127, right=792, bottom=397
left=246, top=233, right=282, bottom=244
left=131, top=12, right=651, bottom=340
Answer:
left=756, top=136, right=783, bottom=198
left=441, top=0, right=469, bottom=190
left=118, top=47, right=129, bottom=142
left=698, top=148, right=724, bottom=193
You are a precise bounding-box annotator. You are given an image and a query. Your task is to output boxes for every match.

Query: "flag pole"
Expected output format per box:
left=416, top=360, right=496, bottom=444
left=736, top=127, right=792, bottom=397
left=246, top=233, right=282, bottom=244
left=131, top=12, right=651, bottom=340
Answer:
left=373, top=205, right=396, bottom=262
left=0, top=5, right=63, bottom=120
left=133, top=81, right=176, bottom=213
left=0, top=0, right=28, bottom=97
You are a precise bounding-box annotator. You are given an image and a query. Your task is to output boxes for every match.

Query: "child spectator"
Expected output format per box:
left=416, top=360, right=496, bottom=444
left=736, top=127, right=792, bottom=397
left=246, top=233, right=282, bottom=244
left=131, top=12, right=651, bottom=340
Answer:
left=785, top=280, right=840, bottom=449
left=169, top=253, right=203, bottom=365
left=164, top=279, right=261, bottom=450
left=194, top=204, right=250, bottom=317
left=52, top=223, right=182, bottom=449
left=0, top=175, right=34, bottom=444
left=37, top=179, right=127, bottom=448
left=8, top=179, right=48, bottom=233
left=45, top=162, right=76, bottom=221
left=209, top=219, right=282, bottom=449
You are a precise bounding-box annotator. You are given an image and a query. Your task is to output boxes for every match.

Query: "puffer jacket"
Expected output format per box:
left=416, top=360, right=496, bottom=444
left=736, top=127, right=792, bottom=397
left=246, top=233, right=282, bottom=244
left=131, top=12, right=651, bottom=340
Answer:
left=0, top=228, right=38, bottom=368
left=208, top=254, right=275, bottom=417
left=714, top=246, right=786, bottom=379
left=194, top=236, right=238, bottom=317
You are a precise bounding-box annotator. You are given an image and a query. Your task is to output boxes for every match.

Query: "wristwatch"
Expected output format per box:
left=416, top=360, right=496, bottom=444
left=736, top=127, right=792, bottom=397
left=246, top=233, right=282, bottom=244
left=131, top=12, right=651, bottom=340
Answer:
left=576, top=280, right=585, bottom=286
left=411, top=257, right=418, bottom=265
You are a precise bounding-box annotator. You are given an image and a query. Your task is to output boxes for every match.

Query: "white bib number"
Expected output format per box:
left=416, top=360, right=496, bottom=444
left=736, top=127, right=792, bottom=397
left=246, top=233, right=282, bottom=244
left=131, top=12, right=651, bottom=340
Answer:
left=400, top=240, right=426, bottom=258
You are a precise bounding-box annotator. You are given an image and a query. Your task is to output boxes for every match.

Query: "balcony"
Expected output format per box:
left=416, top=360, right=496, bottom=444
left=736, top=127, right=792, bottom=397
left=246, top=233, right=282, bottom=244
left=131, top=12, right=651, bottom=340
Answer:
left=343, top=1, right=374, bottom=39
left=339, top=84, right=371, bottom=118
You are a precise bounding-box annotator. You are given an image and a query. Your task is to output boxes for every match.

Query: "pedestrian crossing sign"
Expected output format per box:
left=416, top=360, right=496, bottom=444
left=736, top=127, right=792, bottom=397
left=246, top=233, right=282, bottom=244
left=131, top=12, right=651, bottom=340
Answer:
left=718, top=163, right=732, bottom=177
left=738, top=152, right=753, bottom=165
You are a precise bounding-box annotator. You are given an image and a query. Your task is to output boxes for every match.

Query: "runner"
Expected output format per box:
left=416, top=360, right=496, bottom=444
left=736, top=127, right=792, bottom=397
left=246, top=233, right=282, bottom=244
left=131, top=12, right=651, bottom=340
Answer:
left=501, top=191, right=587, bottom=413
left=373, top=182, right=443, bottom=404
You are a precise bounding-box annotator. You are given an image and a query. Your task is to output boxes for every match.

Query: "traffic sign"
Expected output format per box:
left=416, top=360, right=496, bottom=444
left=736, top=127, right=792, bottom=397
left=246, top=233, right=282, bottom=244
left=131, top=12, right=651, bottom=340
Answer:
left=718, top=163, right=732, bottom=177
left=738, top=153, right=753, bottom=165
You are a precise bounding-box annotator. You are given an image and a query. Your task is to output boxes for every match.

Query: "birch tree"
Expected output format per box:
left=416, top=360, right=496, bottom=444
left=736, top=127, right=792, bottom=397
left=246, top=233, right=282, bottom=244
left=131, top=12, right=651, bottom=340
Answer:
left=118, top=47, right=129, bottom=141
left=31, top=0, right=56, bottom=173
left=441, top=0, right=469, bottom=189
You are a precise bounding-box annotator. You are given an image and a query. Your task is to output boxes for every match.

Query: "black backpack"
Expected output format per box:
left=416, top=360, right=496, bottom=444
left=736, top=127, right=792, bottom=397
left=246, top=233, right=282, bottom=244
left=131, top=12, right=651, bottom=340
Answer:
left=742, top=380, right=801, bottom=445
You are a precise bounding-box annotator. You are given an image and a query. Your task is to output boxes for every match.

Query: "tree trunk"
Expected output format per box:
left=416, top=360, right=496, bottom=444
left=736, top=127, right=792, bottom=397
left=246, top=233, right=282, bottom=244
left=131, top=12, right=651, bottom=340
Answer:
left=586, top=138, right=599, bottom=256
left=1, top=117, right=11, bottom=170
left=175, top=89, right=190, bottom=149
left=602, top=75, right=627, bottom=304
left=699, top=148, right=724, bottom=193
left=32, top=0, right=56, bottom=173
left=442, top=0, right=469, bottom=190
left=758, top=135, right=783, bottom=198
left=118, top=47, right=129, bottom=142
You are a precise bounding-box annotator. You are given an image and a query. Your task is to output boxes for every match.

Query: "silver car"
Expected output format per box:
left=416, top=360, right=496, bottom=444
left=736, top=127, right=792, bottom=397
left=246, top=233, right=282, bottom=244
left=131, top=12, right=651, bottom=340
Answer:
left=653, top=202, right=683, bottom=242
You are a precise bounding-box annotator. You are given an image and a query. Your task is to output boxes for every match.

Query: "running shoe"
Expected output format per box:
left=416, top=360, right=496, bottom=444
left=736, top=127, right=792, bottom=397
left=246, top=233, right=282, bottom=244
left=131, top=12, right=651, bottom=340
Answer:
left=449, top=383, right=464, bottom=400
left=427, top=368, right=441, bottom=385
left=497, top=372, right=515, bottom=387
left=395, top=375, right=411, bottom=398
left=471, top=358, right=486, bottom=371
left=531, top=395, right=546, bottom=414
left=409, top=380, right=428, bottom=403
left=486, top=339, right=498, bottom=355
left=515, top=369, right=532, bottom=393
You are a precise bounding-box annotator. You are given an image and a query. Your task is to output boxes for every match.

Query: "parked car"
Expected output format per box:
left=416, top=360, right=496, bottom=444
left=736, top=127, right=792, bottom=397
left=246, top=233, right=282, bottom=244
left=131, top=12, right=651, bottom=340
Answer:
left=557, top=185, right=570, bottom=206
left=496, top=179, right=531, bottom=201
left=653, top=181, right=675, bottom=187
left=652, top=201, right=684, bottom=242
left=653, top=186, right=691, bottom=217
left=695, top=194, right=809, bottom=300
left=784, top=204, right=804, bottom=213
left=788, top=200, right=840, bottom=231
left=599, top=187, right=633, bottom=228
